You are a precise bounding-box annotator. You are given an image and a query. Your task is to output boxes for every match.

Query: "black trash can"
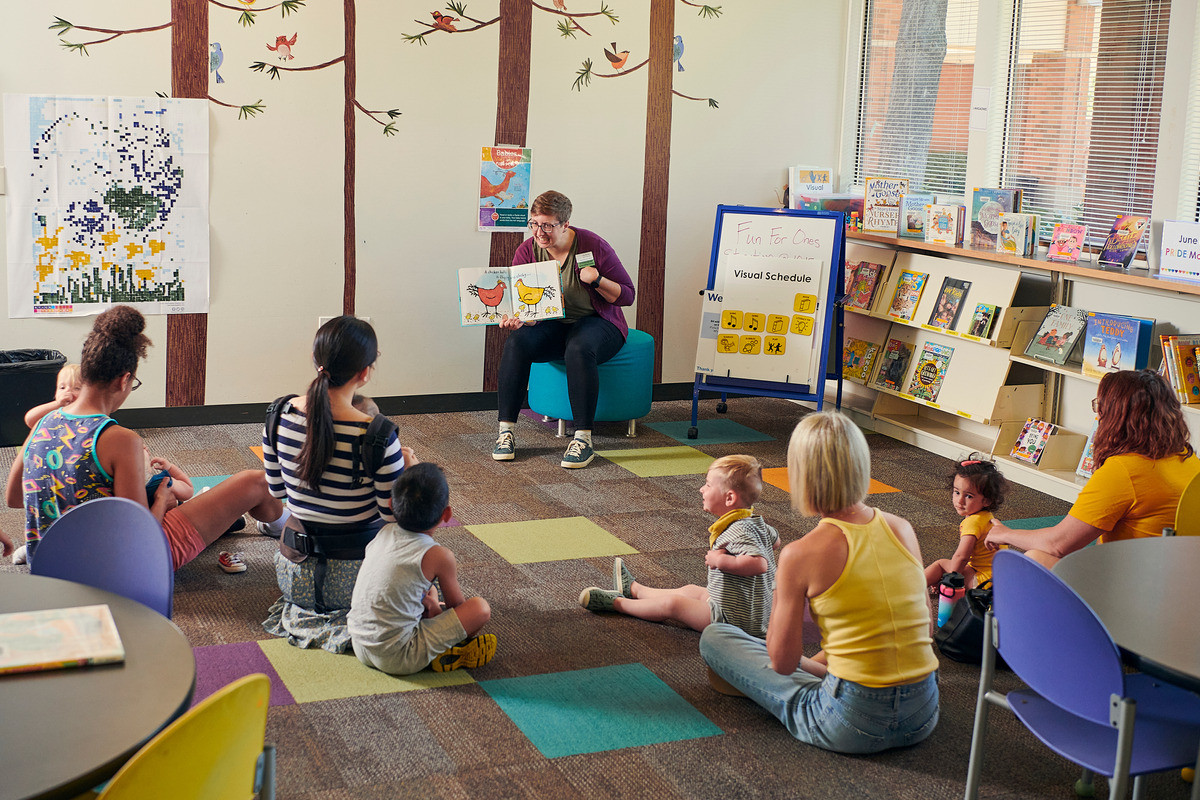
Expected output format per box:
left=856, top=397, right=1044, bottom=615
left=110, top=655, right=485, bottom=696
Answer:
left=0, top=349, right=67, bottom=446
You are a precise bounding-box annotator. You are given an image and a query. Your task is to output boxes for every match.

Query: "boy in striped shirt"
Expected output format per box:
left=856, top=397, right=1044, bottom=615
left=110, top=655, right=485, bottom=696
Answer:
left=579, top=455, right=780, bottom=637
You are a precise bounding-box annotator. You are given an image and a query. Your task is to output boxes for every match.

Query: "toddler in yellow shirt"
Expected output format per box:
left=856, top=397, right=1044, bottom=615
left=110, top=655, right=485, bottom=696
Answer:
left=925, top=455, right=1011, bottom=589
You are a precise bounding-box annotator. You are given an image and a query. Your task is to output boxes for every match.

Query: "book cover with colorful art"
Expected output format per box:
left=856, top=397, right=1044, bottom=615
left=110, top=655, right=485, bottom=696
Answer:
left=996, top=212, right=1037, bottom=257
left=842, top=338, right=881, bottom=383
left=1097, top=214, right=1150, bottom=270
left=0, top=604, right=125, bottom=675
left=927, top=277, right=971, bottom=330
left=905, top=341, right=954, bottom=402
left=1023, top=304, right=1089, bottom=365
left=843, top=261, right=884, bottom=311
left=924, top=204, right=965, bottom=245
left=1079, top=312, right=1154, bottom=379
left=458, top=260, right=564, bottom=325
left=1010, top=418, right=1056, bottom=465
left=897, top=193, right=938, bottom=239
left=968, top=303, right=999, bottom=339
left=887, top=270, right=929, bottom=321
left=874, top=338, right=915, bottom=392
left=1047, top=223, right=1088, bottom=263
left=969, top=187, right=1021, bottom=250
left=1076, top=417, right=1098, bottom=479
left=862, top=176, right=909, bottom=234
left=1166, top=334, right=1200, bottom=404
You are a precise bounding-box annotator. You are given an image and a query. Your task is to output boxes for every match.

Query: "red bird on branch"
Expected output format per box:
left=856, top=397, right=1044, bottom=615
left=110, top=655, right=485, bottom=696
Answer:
left=431, top=11, right=459, bottom=31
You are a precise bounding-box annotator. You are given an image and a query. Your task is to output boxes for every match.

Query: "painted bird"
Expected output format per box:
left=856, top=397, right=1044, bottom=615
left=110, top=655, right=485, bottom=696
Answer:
left=673, top=35, right=685, bottom=72
left=467, top=280, right=507, bottom=317
left=514, top=279, right=555, bottom=315
left=552, top=0, right=567, bottom=9
left=431, top=11, right=459, bottom=31
left=266, top=33, right=297, bottom=61
left=209, top=42, right=225, bottom=84
left=604, top=42, right=630, bottom=72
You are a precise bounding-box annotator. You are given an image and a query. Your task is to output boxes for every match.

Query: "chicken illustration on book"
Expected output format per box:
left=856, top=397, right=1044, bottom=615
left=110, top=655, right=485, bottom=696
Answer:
left=459, top=260, right=563, bottom=326
left=466, top=279, right=507, bottom=320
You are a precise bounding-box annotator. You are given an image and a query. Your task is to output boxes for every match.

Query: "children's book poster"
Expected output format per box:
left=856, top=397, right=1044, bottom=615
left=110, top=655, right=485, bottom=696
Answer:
left=906, top=341, right=953, bottom=402
left=458, top=260, right=562, bottom=325
left=478, top=146, right=532, bottom=232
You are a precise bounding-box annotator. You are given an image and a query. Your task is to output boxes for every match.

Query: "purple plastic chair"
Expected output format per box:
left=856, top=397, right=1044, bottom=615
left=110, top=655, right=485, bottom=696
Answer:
left=964, top=550, right=1200, bottom=800
left=31, top=497, right=174, bottom=618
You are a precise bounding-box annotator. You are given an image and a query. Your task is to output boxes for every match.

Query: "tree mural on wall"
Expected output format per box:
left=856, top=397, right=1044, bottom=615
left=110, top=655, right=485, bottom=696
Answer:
left=47, top=0, right=300, bottom=405
left=248, top=1, right=402, bottom=317
left=572, top=0, right=721, bottom=379
left=401, top=2, right=619, bottom=390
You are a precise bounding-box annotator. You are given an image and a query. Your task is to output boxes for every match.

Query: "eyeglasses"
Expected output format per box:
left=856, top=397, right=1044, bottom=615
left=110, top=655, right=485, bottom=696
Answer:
left=1091, top=397, right=1100, bottom=413
left=130, top=376, right=142, bottom=391
left=528, top=221, right=563, bottom=234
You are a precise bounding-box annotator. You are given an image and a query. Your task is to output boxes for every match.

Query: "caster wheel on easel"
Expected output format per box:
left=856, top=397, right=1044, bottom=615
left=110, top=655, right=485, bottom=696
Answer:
left=716, top=402, right=727, bottom=414
left=687, top=427, right=698, bottom=439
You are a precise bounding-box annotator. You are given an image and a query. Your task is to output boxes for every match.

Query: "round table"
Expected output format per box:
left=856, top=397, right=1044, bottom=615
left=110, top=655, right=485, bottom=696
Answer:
left=0, top=573, right=195, bottom=800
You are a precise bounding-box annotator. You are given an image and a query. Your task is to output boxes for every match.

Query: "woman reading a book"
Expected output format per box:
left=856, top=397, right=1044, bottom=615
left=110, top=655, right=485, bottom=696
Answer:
left=492, top=190, right=636, bottom=469
left=5, top=305, right=289, bottom=569
left=986, top=369, right=1199, bottom=566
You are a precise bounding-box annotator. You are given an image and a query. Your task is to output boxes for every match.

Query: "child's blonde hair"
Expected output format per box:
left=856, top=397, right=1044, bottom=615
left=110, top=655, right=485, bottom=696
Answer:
left=787, top=412, right=870, bottom=517
left=58, top=363, right=82, bottom=388
left=708, top=454, right=763, bottom=505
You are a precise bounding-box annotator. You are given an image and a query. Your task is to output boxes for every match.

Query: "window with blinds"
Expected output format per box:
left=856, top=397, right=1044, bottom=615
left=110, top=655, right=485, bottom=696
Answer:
left=999, top=0, right=1170, bottom=248
left=852, top=0, right=978, bottom=197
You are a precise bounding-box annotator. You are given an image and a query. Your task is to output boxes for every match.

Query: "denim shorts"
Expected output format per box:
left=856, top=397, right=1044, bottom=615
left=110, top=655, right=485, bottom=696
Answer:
left=699, top=623, right=939, bottom=754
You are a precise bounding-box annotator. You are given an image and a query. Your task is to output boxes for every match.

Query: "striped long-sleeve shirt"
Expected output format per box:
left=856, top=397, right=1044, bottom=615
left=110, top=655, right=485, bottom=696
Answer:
left=262, top=400, right=404, bottom=525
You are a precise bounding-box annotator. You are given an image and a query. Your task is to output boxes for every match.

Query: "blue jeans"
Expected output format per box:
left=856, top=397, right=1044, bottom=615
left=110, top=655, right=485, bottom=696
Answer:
left=699, top=623, right=939, bottom=754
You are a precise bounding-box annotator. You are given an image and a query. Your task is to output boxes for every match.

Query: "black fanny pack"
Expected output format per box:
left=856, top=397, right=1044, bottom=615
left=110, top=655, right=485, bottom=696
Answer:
left=282, top=518, right=381, bottom=561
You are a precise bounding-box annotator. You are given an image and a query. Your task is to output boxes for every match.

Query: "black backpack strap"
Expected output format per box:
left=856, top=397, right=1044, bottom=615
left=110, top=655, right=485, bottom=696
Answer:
left=352, top=414, right=399, bottom=486
left=264, top=394, right=299, bottom=455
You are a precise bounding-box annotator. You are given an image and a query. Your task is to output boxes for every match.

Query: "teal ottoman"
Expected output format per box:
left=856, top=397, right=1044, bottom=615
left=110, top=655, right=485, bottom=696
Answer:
left=527, top=328, right=654, bottom=437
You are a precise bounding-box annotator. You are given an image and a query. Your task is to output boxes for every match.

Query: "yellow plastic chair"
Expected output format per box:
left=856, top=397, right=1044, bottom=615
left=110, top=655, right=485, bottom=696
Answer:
left=1173, top=472, right=1200, bottom=537
left=92, top=674, right=275, bottom=800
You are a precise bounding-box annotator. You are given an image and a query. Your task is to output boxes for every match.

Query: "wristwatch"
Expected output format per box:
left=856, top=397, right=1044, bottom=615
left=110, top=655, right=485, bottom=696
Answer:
left=589, top=276, right=602, bottom=289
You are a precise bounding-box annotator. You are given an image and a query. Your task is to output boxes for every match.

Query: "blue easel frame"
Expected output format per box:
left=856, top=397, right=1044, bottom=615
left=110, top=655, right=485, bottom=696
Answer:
left=688, top=205, right=846, bottom=439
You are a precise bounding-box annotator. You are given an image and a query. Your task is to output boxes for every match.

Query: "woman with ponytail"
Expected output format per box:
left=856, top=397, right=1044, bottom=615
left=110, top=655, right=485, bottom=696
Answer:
left=6, top=305, right=286, bottom=569
left=261, top=316, right=409, bottom=652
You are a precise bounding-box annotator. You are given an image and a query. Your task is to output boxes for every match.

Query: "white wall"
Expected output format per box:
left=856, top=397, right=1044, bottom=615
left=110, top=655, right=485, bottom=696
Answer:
left=1, top=1, right=848, bottom=408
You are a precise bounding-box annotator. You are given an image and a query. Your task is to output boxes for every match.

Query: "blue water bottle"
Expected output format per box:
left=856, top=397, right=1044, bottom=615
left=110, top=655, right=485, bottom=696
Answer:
left=936, top=572, right=966, bottom=628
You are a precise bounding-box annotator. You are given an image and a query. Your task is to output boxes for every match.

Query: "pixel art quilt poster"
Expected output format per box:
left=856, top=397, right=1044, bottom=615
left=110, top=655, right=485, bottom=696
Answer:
left=5, top=94, right=209, bottom=318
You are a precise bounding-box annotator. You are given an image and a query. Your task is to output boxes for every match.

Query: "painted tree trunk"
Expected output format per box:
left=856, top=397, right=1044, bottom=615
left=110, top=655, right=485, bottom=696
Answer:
left=344, top=0, right=357, bottom=315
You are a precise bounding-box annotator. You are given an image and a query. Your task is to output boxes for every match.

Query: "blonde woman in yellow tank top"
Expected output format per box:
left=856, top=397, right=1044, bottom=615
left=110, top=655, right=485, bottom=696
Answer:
left=699, top=411, right=940, bottom=754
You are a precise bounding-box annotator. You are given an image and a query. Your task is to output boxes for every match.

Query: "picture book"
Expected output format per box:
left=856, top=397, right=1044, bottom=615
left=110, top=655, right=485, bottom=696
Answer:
left=1097, top=214, right=1150, bottom=270
left=1079, top=313, right=1154, bottom=379
left=1010, top=418, right=1056, bottom=465
left=905, top=341, right=954, bottom=402
left=1076, top=417, right=1098, bottom=479
left=996, top=212, right=1037, bottom=257
left=1167, top=334, right=1200, bottom=404
left=874, top=338, right=915, bottom=392
left=887, top=269, right=929, bottom=321
left=897, top=192, right=937, bottom=239
left=1023, top=304, right=1089, bottom=365
left=458, top=259, right=564, bottom=326
left=1161, top=334, right=1185, bottom=404
left=862, top=177, right=909, bottom=234
left=843, top=261, right=885, bottom=311
left=1158, top=219, right=1200, bottom=281
left=1047, top=223, right=1088, bottom=263
left=842, top=338, right=881, bottom=383
left=0, top=604, right=125, bottom=675
left=969, top=187, right=1022, bottom=250
left=924, top=203, right=966, bottom=245
left=927, top=277, right=971, bottom=330
left=968, top=303, right=999, bottom=339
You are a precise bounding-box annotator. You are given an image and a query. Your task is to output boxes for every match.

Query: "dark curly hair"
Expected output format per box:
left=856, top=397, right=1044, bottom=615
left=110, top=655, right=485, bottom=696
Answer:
left=948, top=453, right=1010, bottom=512
left=1093, top=369, right=1193, bottom=468
left=80, top=305, right=152, bottom=385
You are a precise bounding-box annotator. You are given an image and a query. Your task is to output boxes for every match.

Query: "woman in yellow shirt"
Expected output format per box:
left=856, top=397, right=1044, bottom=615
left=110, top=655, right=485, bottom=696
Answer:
left=700, top=411, right=939, bottom=754
left=987, top=369, right=1199, bottom=566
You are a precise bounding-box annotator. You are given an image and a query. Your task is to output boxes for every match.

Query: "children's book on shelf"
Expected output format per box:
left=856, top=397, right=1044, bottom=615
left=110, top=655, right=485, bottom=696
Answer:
left=924, top=203, right=966, bottom=245
left=874, top=338, right=915, bottom=392
left=1076, top=417, right=1098, bottom=479
left=1079, top=312, right=1155, bottom=379
left=968, top=303, right=999, bottom=339
left=458, top=260, right=564, bottom=326
left=862, top=177, right=909, bottom=234
left=969, top=187, right=1022, bottom=250
left=1023, top=304, right=1089, bottom=365
left=1161, top=334, right=1184, bottom=404
left=1010, top=418, right=1056, bottom=466
left=996, top=212, right=1038, bottom=257
left=842, top=338, right=881, bottom=383
left=887, top=269, right=929, bottom=322
left=927, top=277, right=971, bottom=330
left=1097, top=214, right=1150, bottom=270
left=1159, top=220, right=1200, bottom=281
left=0, top=604, right=125, bottom=675
left=843, top=261, right=885, bottom=311
left=905, top=341, right=953, bottom=402
left=1047, top=222, right=1088, bottom=263
left=1165, top=334, right=1200, bottom=404
left=897, top=192, right=938, bottom=239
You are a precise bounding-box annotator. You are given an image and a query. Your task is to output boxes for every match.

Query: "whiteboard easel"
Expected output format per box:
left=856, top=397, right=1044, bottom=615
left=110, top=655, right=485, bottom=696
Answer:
left=689, top=205, right=845, bottom=438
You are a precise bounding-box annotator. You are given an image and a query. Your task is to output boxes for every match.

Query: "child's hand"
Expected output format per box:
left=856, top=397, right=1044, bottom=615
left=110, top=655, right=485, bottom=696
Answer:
left=421, top=585, right=442, bottom=618
left=150, top=456, right=173, bottom=473
left=401, top=446, right=420, bottom=467
left=704, top=548, right=728, bottom=569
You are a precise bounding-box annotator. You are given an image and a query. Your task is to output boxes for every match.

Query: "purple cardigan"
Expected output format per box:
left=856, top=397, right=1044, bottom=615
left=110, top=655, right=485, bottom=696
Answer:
left=511, top=226, right=635, bottom=339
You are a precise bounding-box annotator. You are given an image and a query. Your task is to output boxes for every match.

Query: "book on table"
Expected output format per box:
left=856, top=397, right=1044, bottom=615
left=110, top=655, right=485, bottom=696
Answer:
left=842, top=338, right=881, bottom=383
left=1079, top=312, right=1155, bottom=379
left=0, top=604, right=125, bottom=675
left=905, top=341, right=953, bottom=402
left=874, top=338, right=915, bottom=392
left=969, top=187, right=1022, bottom=250
left=458, top=260, right=564, bottom=326
left=927, top=277, right=971, bottom=331
left=1023, top=304, right=1089, bottom=365
left=897, top=192, right=937, bottom=239
left=887, top=270, right=929, bottom=322
left=842, top=260, right=885, bottom=311
left=862, top=176, right=909, bottom=234
left=1097, top=214, right=1150, bottom=270
left=968, top=303, right=1000, bottom=339
left=1010, top=418, right=1057, bottom=466
left=1047, top=222, right=1088, bottom=263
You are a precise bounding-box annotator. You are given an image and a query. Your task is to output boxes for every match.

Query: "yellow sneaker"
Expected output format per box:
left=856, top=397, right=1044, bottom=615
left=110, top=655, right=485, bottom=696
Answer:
left=431, top=634, right=497, bottom=672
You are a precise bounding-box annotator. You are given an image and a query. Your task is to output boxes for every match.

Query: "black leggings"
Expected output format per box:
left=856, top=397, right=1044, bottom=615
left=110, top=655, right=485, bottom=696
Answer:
left=497, top=316, right=625, bottom=429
